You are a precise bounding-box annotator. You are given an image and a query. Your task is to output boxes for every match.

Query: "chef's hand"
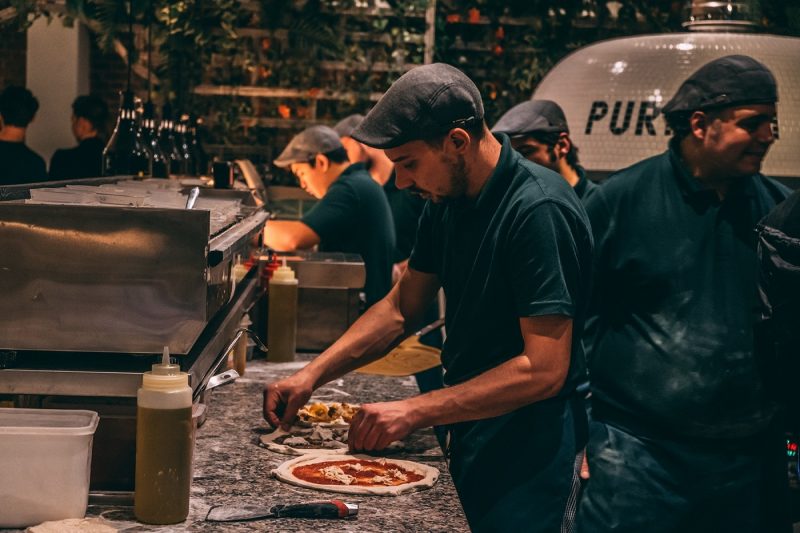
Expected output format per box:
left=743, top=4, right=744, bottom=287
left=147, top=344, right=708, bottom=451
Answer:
left=348, top=401, right=417, bottom=452
left=263, top=375, right=314, bottom=431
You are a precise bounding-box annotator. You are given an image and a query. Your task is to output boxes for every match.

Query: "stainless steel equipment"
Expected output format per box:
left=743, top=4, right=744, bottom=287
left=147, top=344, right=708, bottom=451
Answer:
left=283, top=251, right=365, bottom=351
left=0, top=175, right=268, bottom=494
left=0, top=176, right=268, bottom=354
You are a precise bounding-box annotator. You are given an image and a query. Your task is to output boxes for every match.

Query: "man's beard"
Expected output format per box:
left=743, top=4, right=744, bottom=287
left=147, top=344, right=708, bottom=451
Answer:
left=406, top=154, right=469, bottom=202
left=442, top=153, right=468, bottom=201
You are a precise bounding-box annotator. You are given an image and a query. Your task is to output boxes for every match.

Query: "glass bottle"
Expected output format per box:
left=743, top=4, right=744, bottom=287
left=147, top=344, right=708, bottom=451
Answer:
left=141, top=101, right=169, bottom=178
left=103, top=91, right=149, bottom=176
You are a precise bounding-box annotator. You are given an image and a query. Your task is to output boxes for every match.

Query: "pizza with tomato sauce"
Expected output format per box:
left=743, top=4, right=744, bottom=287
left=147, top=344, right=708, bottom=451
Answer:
left=273, top=454, right=439, bottom=496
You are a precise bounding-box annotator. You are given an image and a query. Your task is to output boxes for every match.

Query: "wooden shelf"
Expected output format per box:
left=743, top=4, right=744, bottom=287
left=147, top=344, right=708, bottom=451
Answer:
left=318, top=60, right=417, bottom=72
left=324, top=7, right=426, bottom=19
left=194, top=84, right=384, bottom=102
left=238, top=117, right=336, bottom=129
left=444, top=14, right=539, bottom=27
left=448, top=43, right=541, bottom=54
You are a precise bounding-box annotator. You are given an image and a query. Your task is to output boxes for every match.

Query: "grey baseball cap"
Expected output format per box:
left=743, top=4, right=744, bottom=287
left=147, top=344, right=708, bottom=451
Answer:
left=333, top=114, right=365, bottom=138
left=662, top=55, right=777, bottom=117
left=352, top=63, right=484, bottom=149
left=273, top=125, right=344, bottom=168
left=492, top=100, right=570, bottom=137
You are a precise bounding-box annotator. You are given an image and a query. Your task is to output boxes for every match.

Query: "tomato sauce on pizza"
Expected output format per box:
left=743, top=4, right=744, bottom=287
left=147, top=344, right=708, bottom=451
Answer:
left=292, top=459, right=424, bottom=487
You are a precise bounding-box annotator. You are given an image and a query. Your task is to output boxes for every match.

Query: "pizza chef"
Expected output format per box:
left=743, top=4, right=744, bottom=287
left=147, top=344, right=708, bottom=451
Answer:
left=263, top=63, right=594, bottom=532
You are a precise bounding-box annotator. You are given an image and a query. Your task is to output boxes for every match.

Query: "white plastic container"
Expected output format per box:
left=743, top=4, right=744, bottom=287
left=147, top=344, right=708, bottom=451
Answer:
left=0, top=408, right=99, bottom=528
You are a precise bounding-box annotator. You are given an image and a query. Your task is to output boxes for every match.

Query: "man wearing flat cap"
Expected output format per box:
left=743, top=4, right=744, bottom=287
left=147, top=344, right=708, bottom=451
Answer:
left=492, top=99, right=596, bottom=201
left=576, top=55, right=791, bottom=532
left=264, top=63, right=594, bottom=531
left=266, top=125, right=395, bottom=308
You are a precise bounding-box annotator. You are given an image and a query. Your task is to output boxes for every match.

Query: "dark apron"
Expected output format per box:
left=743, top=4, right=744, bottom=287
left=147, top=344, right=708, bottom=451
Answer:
left=448, top=397, right=581, bottom=532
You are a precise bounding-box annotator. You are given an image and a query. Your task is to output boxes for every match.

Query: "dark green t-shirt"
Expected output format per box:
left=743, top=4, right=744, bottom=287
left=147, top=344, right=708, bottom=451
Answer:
left=383, top=171, right=425, bottom=262
left=574, top=165, right=598, bottom=202
left=585, top=143, right=790, bottom=440
left=409, top=134, right=593, bottom=390
left=302, top=163, right=395, bottom=307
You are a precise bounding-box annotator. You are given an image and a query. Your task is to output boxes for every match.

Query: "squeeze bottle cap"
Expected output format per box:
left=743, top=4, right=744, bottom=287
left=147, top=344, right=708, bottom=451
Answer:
left=142, top=346, right=188, bottom=390
left=271, top=258, right=298, bottom=283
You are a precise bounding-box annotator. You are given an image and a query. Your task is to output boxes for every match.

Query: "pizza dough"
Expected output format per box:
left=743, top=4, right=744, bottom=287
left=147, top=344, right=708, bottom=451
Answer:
left=273, top=454, right=439, bottom=496
left=260, top=425, right=404, bottom=456
left=260, top=425, right=350, bottom=455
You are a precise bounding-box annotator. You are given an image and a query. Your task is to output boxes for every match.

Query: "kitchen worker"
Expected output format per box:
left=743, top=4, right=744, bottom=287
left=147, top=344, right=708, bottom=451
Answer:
left=0, top=85, right=46, bottom=185
left=754, top=188, right=800, bottom=532
left=266, top=125, right=395, bottom=308
left=576, top=55, right=790, bottom=532
left=263, top=63, right=594, bottom=532
left=492, top=99, right=596, bottom=201
left=334, top=113, right=426, bottom=272
left=493, top=97, right=594, bottom=533
left=49, top=94, right=109, bottom=180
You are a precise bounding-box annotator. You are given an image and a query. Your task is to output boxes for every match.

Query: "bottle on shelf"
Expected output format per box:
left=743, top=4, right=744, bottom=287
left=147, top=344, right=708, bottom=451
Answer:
left=184, top=114, right=208, bottom=177
left=102, top=90, right=149, bottom=176
left=134, top=346, right=193, bottom=525
left=267, top=258, right=298, bottom=362
left=158, top=103, right=186, bottom=177
left=141, top=101, right=169, bottom=178
left=173, top=114, right=192, bottom=177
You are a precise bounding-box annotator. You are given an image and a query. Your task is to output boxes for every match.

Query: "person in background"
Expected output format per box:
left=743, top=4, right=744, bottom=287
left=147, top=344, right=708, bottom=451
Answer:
left=334, top=113, right=426, bottom=274
left=0, top=85, right=46, bottom=185
left=755, top=189, right=800, bottom=532
left=49, top=94, right=109, bottom=180
left=492, top=99, right=596, bottom=201
left=576, top=55, right=791, bottom=532
left=493, top=97, right=594, bottom=533
left=263, top=64, right=593, bottom=532
left=266, top=125, right=395, bottom=308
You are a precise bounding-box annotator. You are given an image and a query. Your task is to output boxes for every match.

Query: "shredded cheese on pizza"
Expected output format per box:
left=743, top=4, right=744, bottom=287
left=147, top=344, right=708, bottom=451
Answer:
left=320, top=465, right=355, bottom=485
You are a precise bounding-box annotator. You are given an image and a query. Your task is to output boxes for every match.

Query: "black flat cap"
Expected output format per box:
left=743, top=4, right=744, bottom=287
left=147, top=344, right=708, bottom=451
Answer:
left=333, top=114, right=365, bottom=138
left=662, top=55, right=777, bottom=116
left=352, top=63, right=484, bottom=149
left=492, top=100, right=569, bottom=137
left=273, top=125, right=343, bottom=168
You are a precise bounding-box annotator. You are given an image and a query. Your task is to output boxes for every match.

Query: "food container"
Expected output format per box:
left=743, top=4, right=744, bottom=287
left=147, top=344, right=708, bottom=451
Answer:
left=0, top=408, right=99, bottom=528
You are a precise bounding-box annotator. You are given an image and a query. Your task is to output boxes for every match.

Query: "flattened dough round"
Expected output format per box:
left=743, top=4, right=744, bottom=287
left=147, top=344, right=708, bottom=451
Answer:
left=273, top=454, right=439, bottom=496
left=259, top=426, right=349, bottom=456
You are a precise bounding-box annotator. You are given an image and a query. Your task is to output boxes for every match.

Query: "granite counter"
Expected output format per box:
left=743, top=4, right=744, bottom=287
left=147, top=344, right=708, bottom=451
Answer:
left=83, top=355, right=469, bottom=532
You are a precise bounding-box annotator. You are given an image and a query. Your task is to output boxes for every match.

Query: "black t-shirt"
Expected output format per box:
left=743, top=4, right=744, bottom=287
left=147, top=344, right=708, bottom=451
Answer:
left=0, top=140, right=47, bottom=186
left=574, top=165, right=598, bottom=202
left=383, top=172, right=425, bottom=262
left=408, top=134, right=593, bottom=528
left=585, top=143, right=790, bottom=440
left=409, top=134, right=593, bottom=390
left=49, top=137, right=105, bottom=180
left=302, top=163, right=395, bottom=307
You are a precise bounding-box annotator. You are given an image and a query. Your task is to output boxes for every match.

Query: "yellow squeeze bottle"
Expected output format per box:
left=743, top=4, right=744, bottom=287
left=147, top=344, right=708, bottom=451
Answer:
left=267, top=259, right=298, bottom=362
left=134, top=347, right=193, bottom=524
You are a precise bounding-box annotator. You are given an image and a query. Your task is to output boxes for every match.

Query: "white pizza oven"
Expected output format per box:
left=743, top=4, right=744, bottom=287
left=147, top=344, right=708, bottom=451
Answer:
left=533, top=15, right=800, bottom=182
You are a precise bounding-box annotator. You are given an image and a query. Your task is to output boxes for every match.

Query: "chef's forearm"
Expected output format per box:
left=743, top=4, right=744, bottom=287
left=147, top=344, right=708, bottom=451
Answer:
left=302, top=269, right=440, bottom=389
left=303, top=295, right=407, bottom=388
left=407, top=316, right=573, bottom=429
left=406, top=354, right=567, bottom=429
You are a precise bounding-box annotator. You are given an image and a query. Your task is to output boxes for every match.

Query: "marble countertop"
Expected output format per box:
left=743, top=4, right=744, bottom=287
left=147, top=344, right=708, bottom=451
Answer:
left=84, top=355, right=468, bottom=532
